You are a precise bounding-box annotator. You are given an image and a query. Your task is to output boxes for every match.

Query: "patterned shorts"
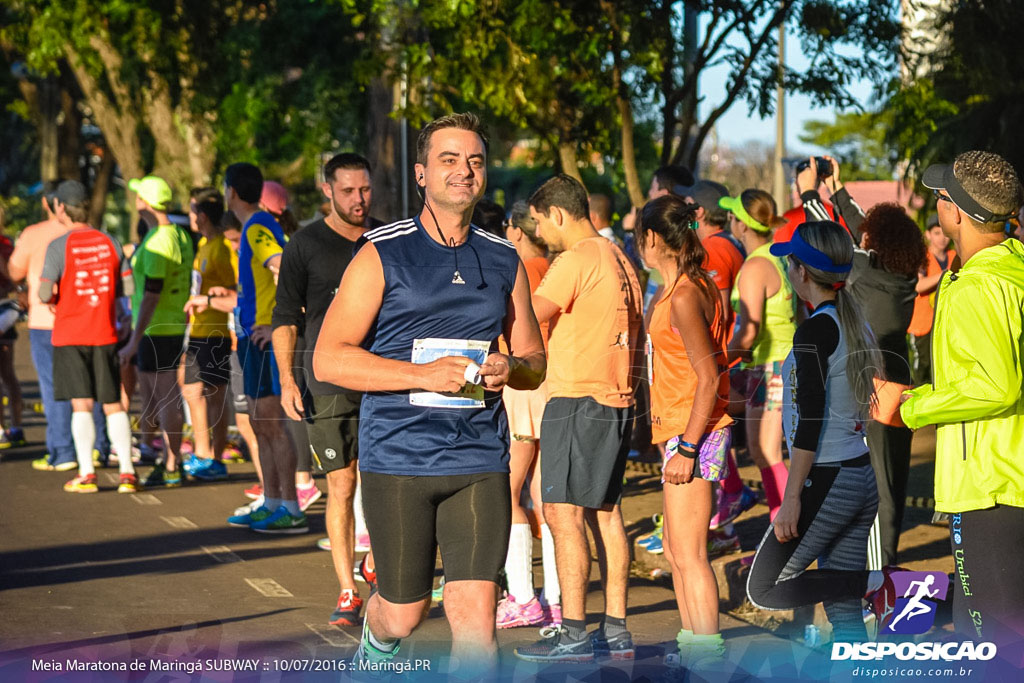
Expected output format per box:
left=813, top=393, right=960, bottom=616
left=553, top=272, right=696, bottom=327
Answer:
left=731, top=361, right=784, bottom=411
left=663, top=426, right=731, bottom=483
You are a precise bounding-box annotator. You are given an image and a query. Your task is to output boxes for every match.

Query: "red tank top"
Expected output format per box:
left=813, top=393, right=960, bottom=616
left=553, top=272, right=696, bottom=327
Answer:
left=51, top=227, right=127, bottom=347
left=648, top=274, right=732, bottom=444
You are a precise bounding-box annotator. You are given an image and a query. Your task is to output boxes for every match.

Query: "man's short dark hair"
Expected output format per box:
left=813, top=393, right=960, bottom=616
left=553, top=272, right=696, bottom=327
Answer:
left=323, top=153, right=371, bottom=183
left=529, top=174, right=590, bottom=221
left=416, top=113, right=489, bottom=165
left=653, top=165, right=695, bottom=193
left=589, top=193, right=613, bottom=224
left=472, top=198, right=506, bottom=237
left=191, top=187, right=225, bottom=228
left=63, top=202, right=89, bottom=224
left=224, top=163, right=263, bottom=204
left=954, top=150, right=1024, bottom=231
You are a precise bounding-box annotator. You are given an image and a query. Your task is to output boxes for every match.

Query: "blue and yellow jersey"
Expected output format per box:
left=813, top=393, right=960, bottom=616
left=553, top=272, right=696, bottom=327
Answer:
left=237, top=211, right=286, bottom=336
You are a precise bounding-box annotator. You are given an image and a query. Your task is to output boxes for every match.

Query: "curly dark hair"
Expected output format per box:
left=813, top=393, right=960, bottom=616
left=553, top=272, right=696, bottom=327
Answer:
left=860, top=203, right=926, bottom=277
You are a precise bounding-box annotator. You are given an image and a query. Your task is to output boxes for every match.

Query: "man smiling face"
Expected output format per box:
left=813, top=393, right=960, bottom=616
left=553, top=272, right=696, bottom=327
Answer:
left=417, top=127, right=487, bottom=214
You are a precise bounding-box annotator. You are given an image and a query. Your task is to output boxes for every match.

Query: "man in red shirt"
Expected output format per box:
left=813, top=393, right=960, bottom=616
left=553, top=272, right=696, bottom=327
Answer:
left=39, top=181, right=138, bottom=493
left=678, top=180, right=745, bottom=324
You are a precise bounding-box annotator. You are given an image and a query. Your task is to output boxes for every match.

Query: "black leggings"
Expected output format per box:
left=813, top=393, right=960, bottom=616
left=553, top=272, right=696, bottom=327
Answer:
left=747, top=456, right=877, bottom=641
left=361, top=471, right=511, bottom=604
left=950, top=505, right=1024, bottom=647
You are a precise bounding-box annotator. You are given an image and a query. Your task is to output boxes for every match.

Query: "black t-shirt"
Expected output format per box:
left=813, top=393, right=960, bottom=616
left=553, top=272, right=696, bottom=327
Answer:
left=272, top=217, right=382, bottom=398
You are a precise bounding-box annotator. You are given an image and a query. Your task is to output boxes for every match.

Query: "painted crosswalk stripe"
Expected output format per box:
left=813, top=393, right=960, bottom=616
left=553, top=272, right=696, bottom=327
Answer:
left=202, top=545, right=243, bottom=563
left=131, top=493, right=162, bottom=505
left=160, top=516, right=198, bottom=529
left=101, top=473, right=119, bottom=486
left=245, top=578, right=293, bottom=598
left=306, top=623, right=359, bottom=647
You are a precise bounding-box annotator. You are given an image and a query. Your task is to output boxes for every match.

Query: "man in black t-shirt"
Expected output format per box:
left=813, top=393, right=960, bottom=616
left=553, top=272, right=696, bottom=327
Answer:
left=271, top=153, right=382, bottom=627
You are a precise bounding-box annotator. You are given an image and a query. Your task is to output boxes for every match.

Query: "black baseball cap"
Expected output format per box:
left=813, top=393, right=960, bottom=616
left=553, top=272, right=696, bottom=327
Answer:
left=674, top=180, right=730, bottom=211
left=55, top=180, right=88, bottom=208
left=922, top=163, right=1017, bottom=224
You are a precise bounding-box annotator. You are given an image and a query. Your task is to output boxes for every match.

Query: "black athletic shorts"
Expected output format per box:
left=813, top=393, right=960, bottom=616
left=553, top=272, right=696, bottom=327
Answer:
left=307, top=394, right=359, bottom=473
left=183, top=336, right=232, bottom=386
left=361, top=471, right=511, bottom=604
left=540, top=396, right=634, bottom=508
left=53, top=343, right=121, bottom=404
left=136, top=335, right=184, bottom=373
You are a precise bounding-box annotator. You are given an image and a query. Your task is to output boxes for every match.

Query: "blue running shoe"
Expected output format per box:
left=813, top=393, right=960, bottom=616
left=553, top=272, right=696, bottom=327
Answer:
left=637, top=514, right=663, bottom=547
left=645, top=534, right=664, bottom=555
left=228, top=505, right=272, bottom=527
left=182, top=454, right=201, bottom=476
left=191, top=458, right=228, bottom=481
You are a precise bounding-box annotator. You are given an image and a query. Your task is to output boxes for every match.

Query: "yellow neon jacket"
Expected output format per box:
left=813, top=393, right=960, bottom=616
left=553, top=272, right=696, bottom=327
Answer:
left=900, top=239, right=1024, bottom=513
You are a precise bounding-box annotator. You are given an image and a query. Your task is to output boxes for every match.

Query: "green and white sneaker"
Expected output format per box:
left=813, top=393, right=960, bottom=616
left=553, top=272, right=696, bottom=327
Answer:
left=250, top=505, right=308, bottom=534
left=352, top=616, right=400, bottom=678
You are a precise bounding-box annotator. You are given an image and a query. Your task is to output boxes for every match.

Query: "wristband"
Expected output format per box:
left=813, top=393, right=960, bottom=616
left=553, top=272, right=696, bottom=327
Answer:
left=206, top=293, right=213, bottom=307
left=679, top=439, right=699, bottom=451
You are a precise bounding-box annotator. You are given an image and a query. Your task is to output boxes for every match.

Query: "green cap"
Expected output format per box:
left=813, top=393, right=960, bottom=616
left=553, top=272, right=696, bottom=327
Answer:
left=129, top=176, right=173, bottom=211
left=719, top=195, right=770, bottom=233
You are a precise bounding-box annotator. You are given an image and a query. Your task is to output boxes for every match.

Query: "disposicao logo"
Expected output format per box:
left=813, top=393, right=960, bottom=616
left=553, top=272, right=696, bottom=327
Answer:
left=885, top=570, right=949, bottom=635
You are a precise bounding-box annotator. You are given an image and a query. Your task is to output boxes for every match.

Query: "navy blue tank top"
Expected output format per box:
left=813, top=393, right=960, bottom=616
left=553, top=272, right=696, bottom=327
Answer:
left=357, top=217, right=520, bottom=476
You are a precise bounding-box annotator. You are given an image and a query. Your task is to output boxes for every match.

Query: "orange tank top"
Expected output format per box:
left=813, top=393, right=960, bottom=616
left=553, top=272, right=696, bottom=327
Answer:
left=649, top=274, right=732, bottom=444
left=907, top=248, right=953, bottom=337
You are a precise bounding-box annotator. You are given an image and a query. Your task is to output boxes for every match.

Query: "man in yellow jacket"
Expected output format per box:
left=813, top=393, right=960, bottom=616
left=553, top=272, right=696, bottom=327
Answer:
left=901, top=150, right=1024, bottom=654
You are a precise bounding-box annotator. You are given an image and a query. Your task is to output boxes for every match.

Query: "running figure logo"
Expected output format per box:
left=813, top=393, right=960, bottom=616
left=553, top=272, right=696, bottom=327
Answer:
left=884, top=571, right=949, bottom=634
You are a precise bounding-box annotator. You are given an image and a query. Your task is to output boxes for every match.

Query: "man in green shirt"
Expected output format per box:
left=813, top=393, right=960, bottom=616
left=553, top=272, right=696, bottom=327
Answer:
left=119, top=176, right=194, bottom=487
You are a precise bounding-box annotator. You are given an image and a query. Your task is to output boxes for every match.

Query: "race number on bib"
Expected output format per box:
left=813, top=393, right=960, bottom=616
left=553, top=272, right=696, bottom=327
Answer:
left=410, top=338, right=490, bottom=408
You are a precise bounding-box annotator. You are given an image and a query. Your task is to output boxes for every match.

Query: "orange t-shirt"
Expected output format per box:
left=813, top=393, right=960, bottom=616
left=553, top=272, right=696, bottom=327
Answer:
left=649, top=275, right=732, bottom=443
left=9, top=219, right=70, bottom=330
left=908, top=248, right=954, bottom=337
left=701, top=232, right=744, bottom=291
left=524, top=256, right=551, bottom=346
left=535, top=237, right=643, bottom=408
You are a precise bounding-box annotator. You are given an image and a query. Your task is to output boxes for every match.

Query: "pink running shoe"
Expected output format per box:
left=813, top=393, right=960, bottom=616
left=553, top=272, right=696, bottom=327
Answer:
left=355, top=532, right=371, bottom=552
left=496, top=595, right=546, bottom=629
left=180, top=438, right=194, bottom=455
left=541, top=601, right=562, bottom=628
left=297, top=483, right=323, bottom=512
left=709, top=486, right=758, bottom=530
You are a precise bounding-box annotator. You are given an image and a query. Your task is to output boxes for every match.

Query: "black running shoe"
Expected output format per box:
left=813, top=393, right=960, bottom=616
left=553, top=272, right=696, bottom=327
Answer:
left=514, top=626, right=595, bottom=663
left=591, top=628, right=635, bottom=660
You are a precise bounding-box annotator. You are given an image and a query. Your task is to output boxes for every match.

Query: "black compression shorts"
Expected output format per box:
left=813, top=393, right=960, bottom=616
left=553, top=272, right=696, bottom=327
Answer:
left=360, top=471, right=511, bottom=604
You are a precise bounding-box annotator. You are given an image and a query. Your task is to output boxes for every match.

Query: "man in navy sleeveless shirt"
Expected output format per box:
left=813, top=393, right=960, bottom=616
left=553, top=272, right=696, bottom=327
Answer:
left=314, top=113, right=545, bottom=674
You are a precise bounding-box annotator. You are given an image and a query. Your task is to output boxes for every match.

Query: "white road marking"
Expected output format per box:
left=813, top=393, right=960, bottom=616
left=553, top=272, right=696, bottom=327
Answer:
left=101, top=473, right=119, bottom=486
left=306, top=623, right=359, bottom=647
left=202, top=545, right=243, bottom=563
left=160, top=516, right=198, bottom=529
left=245, top=578, right=293, bottom=598
left=131, top=493, right=162, bottom=505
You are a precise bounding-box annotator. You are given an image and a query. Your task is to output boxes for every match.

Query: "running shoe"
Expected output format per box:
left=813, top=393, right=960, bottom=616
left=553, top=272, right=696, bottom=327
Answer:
left=496, top=595, right=546, bottom=629
left=220, top=445, right=245, bottom=463
left=191, top=458, right=228, bottom=482
left=180, top=437, right=194, bottom=455
left=5, top=427, right=26, bottom=448
left=117, top=473, right=141, bottom=493
left=319, top=537, right=332, bottom=552
left=33, top=456, right=78, bottom=472
left=244, top=483, right=263, bottom=500
left=359, top=554, right=378, bottom=593
left=352, top=614, right=399, bottom=676
left=64, top=473, right=99, bottom=493
left=251, top=506, right=309, bottom=534
left=329, top=589, right=364, bottom=627
left=867, top=565, right=909, bottom=634
left=93, top=449, right=110, bottom=468
left=707, top=528, right=741, bottom=559
left=637, top=513, right=663, bottom=547
left=0, top=432, right=11, bottom=450
left=591, top=627, right=635, bottom=660
left=540, top=599, right=562, bottom=628
left=355, top=532, right=371, bottom=552
left=228, top=505, right=273, bottom=527
left=182, top=454, right=201, bottom=476
left=431, top=578, right=444, bottom=604
left=514, top=626, right=595, bottom=663
left=233, top=499, right=263, bottom=517
left=296, top=483, right=322, bottom=511
left=645, top=534, right=664, bottom=555
left=709, top=486, right=758, bottom=530
left=143, top=463, right=181, bottom=488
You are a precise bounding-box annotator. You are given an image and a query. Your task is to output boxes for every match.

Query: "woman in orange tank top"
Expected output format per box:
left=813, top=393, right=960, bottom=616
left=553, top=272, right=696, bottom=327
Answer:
left=637, top=195, right=733, bottom=667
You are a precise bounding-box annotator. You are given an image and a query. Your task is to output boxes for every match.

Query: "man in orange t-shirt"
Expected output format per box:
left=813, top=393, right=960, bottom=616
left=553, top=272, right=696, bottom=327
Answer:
left=514, top=175, right=643, bottom=664
left=908, top=216, right=954, bottom=385
left=8, top=190, right=108, bottom=469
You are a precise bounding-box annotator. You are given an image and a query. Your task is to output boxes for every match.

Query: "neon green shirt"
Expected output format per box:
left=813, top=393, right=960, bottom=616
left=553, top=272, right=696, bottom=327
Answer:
left=731, top=243, right=797, bottom=368
left=131, top=224, right=194, bottom=337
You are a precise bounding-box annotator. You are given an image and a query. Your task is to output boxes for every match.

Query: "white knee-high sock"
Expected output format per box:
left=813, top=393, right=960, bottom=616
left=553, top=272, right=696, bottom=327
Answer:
left=504, top=523, right=534, bottom=603
left=71, top=412, right=96, bottom=476
left=541, top=523, right=561, bottom=605
left=105, top=411, right=135, bottom=475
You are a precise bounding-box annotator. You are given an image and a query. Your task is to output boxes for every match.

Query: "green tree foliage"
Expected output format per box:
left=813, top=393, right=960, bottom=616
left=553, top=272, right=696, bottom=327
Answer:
left=884, top=0, right=1024, bottom=179
left=799, top=111, right=897, bottom=180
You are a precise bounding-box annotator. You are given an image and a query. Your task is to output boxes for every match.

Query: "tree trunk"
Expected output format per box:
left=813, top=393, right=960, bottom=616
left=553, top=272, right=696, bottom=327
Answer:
left=57, top=84, right=81, bottom=181
left=37, top=78, right=60, bottom=184
left=557, top=141, right=583, bottom=184
left=366, top=77, right=404, bottom=223
left=88, top=147, right=115, bottom=229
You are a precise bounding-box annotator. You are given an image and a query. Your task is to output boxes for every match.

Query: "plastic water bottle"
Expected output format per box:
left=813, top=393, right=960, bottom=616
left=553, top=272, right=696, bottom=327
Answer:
left=804, top=624, right=821, bottom=647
